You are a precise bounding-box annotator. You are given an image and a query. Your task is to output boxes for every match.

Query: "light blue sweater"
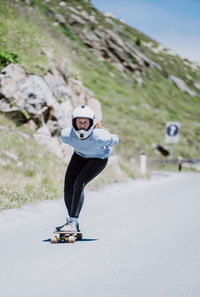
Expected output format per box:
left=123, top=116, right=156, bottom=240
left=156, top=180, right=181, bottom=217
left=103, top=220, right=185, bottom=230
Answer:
left=61, top=127, right=119, bottom=159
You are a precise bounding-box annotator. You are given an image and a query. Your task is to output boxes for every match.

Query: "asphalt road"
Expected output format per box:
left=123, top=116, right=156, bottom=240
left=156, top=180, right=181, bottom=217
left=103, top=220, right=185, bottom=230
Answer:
left=0, top=172, right=200, bottom=297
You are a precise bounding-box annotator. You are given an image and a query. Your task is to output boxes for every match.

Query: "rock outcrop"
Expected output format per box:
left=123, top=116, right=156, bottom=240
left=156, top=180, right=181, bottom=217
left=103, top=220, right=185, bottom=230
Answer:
left=168, top=75, right=196, bottom=97
left=75, top=24, right=161, bottom=74
left=44, top=3, right=161, bottom=75
left=0, top=63, right=102, bottom=162
left=194, top=82, right=200, bottom=91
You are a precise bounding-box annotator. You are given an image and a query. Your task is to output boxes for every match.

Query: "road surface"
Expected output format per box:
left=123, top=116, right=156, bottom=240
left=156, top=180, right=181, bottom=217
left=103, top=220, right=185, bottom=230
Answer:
left=0, top=172, right=200, bottom=297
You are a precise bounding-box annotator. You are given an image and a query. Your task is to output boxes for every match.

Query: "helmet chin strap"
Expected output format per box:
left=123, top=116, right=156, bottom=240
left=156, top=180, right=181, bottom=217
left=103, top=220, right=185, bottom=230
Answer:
left=74, top=127, right=94, bottom=139
left=80, top=135, right=89, bottom=140
left=79, top=130, right=86, bottom=139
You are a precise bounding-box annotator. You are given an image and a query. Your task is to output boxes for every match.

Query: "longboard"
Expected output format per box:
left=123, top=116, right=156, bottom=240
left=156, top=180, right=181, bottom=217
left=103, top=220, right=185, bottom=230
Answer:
left=51, top=230, right=83, bottom=244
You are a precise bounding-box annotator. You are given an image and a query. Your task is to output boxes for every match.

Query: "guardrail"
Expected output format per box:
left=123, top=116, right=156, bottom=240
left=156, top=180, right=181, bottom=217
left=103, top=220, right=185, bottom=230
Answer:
left=150, top=159, right=200, bottom=164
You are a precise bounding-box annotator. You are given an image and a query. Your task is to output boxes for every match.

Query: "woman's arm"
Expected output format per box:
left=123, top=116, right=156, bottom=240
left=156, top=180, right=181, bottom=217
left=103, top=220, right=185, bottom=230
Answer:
left=60, top=127, right=72, bottom=144
left=94, top=129, right=119, bottom=147
left=108, top=133, right=119, bottom=146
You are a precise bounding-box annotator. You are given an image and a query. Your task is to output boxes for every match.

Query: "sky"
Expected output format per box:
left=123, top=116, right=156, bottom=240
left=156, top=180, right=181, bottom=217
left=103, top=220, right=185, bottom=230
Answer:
left=91, top=0, right=200, bottom=64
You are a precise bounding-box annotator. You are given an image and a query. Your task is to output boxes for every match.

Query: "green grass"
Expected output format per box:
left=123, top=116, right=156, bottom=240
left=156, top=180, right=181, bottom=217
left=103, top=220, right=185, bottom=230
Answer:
left=0, top=2, right=49, bottom=73
left=0, top=113, right=66, bottom=209
left=73, top=57, right=200, bottom=159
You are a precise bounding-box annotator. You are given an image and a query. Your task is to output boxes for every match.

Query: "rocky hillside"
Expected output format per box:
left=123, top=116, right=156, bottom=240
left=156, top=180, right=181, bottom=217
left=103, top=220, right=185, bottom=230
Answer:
left=0, top=0, right=200, bottom=208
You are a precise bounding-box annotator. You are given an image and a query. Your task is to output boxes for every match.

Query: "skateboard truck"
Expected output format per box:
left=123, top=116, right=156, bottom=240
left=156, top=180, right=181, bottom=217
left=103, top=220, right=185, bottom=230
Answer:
left=51, top=231, right=83, bottom=244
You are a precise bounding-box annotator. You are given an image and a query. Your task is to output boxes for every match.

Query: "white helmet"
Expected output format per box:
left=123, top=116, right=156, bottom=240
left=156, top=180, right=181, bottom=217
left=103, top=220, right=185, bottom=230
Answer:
left=72, top=105, right=95, bottom=139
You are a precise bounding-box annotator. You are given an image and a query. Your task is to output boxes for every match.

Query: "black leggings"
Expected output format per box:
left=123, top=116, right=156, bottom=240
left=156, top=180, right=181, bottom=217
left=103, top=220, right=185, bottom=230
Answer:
left=64, top=152, right=108, bottom=218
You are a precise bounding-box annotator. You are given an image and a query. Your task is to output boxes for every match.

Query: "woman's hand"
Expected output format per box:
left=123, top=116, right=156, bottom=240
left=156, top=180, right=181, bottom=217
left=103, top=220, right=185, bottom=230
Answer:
left=94, top=122, right=103, bottom=129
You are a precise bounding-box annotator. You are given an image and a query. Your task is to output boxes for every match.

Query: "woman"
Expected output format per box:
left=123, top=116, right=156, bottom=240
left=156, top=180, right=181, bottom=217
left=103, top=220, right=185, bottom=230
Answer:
left=56, top=105, right=118, bottom=232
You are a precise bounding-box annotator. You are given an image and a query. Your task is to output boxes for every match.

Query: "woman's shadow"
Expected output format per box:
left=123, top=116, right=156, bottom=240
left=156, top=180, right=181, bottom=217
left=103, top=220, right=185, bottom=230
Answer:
left=43, top=238, right=99, bottom=243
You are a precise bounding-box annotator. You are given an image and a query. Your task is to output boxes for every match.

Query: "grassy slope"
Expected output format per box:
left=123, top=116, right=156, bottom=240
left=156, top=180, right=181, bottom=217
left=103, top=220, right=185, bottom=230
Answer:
left=34, top=0, right=199, bottom=159
left=0, top=0, right=200, bottom=208
left=0, top=113, right=66, bottom=209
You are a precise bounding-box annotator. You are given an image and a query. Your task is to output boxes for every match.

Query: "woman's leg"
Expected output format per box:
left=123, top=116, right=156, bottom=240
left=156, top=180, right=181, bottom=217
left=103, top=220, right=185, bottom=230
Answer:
left=70, top=158, right=108, bottom=218
left=64, top=153, right=86, bottom=214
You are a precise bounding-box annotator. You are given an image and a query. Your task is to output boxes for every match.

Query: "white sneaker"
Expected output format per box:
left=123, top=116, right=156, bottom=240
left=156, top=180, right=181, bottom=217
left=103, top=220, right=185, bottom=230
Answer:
left=56, top=217, right=70, bottom=231
left=59, top=222, right=77, bottom=233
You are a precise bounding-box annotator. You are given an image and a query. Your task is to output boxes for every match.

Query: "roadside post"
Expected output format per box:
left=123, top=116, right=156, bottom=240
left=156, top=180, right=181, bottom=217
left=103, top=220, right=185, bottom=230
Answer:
left=140, top=152, right=146, bottom=176
left=178, top=156, right=183, bottom=172
left=165, top=122, right=180, bottom=159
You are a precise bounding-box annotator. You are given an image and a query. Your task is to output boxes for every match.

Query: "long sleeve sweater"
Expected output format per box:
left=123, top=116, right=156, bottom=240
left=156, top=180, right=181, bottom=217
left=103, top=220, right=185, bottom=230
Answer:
left=61, top=127, right=119, bottom=159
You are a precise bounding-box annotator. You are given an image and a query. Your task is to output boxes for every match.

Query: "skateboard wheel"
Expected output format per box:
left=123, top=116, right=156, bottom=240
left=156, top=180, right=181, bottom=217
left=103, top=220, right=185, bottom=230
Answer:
left=77, top=233, right=83, bottom=240
left=51, top=236, right=57, bottom=244
left=69, top=235, right=75, bottom=243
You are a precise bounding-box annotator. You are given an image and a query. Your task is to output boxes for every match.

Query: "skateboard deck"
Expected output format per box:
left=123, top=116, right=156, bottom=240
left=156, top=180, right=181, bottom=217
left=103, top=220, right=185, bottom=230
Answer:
left=51, top=230, right=83, bottom=243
